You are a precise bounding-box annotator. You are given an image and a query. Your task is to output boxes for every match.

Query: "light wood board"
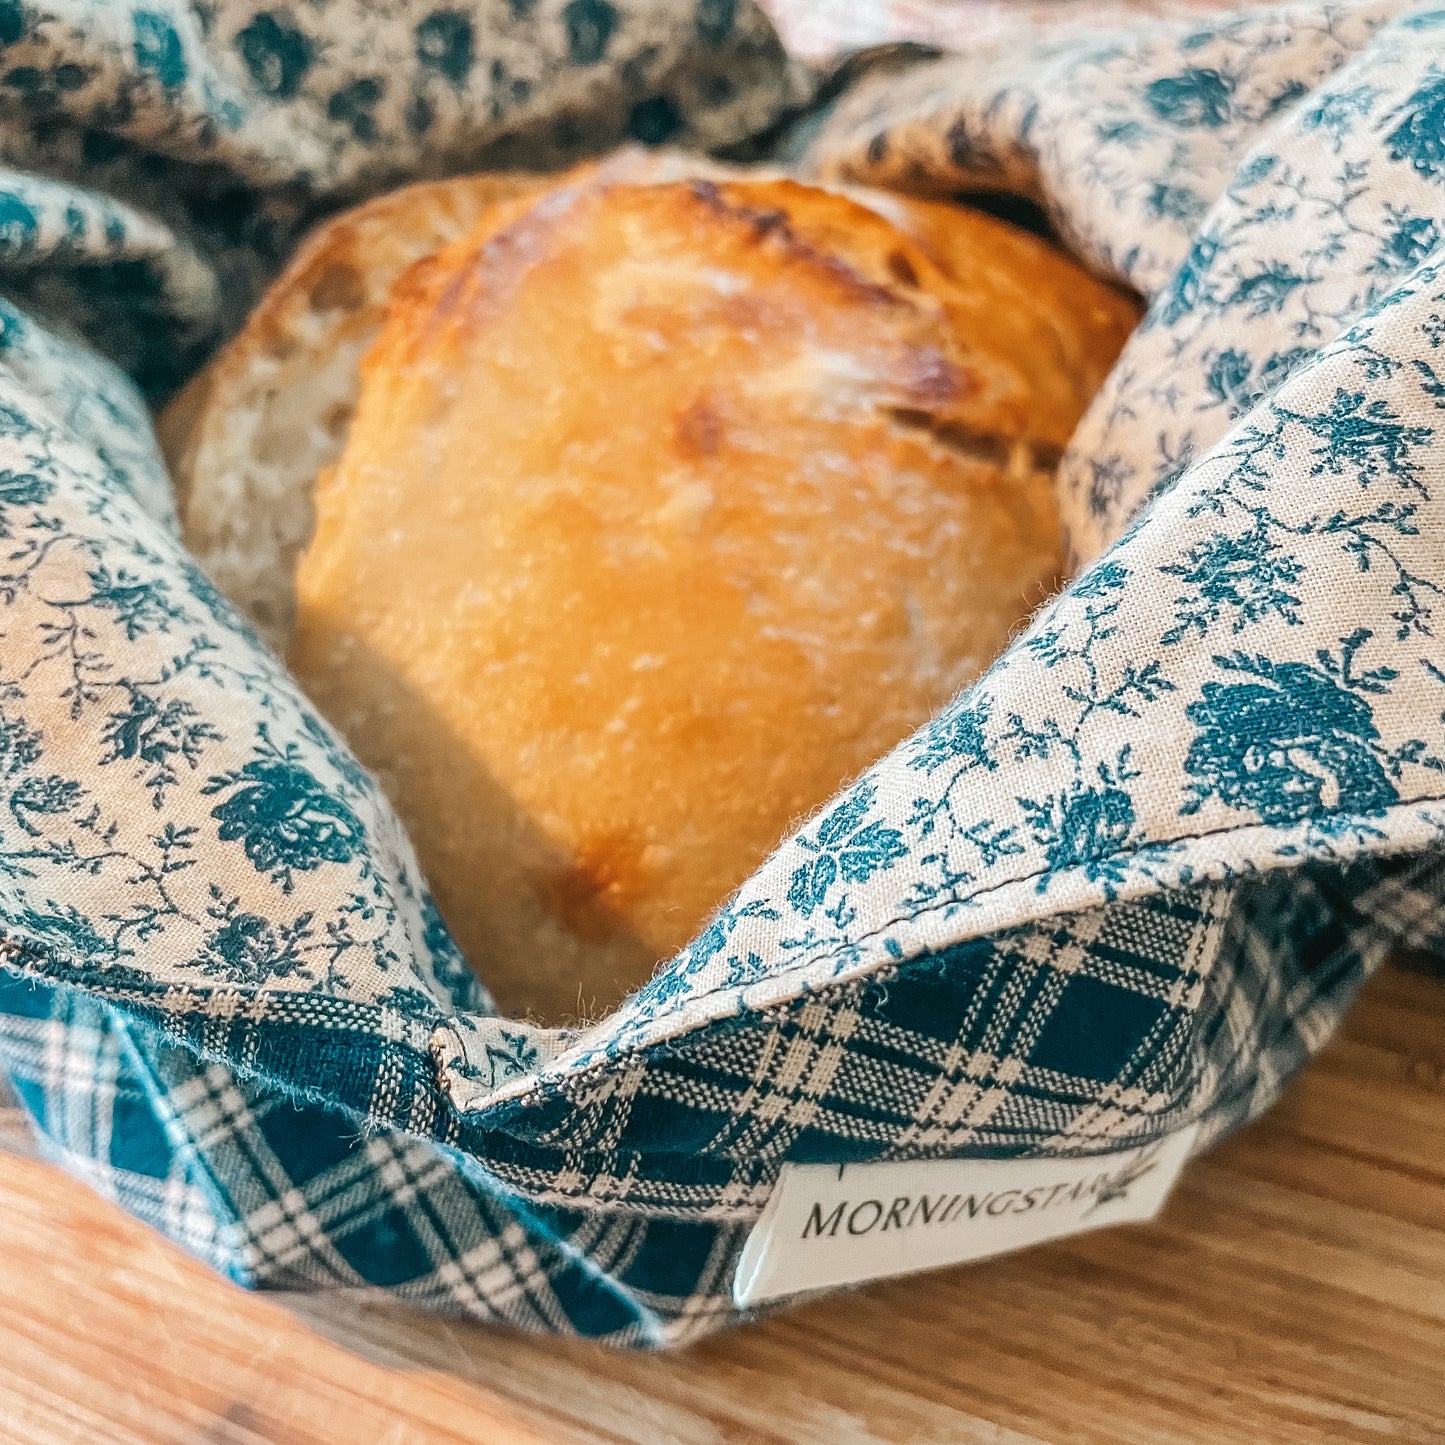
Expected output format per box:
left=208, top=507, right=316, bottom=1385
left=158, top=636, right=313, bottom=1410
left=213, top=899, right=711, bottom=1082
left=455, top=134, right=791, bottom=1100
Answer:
left=1, top=963, right=1442, bottom=1444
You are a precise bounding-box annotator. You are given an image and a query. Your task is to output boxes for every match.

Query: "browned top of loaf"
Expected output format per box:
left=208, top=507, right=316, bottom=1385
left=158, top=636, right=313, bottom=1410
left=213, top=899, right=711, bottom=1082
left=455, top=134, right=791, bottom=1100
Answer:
left=287, top=175, right=1138, bottom=1020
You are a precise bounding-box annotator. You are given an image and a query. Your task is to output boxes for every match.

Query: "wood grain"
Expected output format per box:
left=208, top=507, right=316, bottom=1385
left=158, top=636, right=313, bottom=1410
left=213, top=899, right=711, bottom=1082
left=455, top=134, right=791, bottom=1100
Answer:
left=1, top=964, right=1442, bottom=1445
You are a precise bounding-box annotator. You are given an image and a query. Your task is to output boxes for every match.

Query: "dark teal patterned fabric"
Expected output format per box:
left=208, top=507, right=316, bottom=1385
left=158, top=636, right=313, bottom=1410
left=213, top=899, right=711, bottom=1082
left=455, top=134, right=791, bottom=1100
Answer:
left=0, top=0, right=1442, bottom=1344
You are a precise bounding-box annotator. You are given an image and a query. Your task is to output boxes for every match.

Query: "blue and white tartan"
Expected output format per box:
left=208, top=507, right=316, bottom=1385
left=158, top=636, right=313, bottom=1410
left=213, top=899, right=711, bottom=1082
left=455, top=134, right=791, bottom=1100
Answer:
left=0, top=0, right=1442, bottom=1342
left=2, top=850, right=1440, bottom=1343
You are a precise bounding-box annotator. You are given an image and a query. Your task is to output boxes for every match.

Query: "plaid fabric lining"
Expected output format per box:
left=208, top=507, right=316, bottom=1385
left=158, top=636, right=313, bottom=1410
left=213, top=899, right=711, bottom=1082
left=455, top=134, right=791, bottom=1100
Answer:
left=4, top=852, right=1438, bottom=1339
left=0, top=983, right=233, bottom=1275
left=0, top=967, right=752, bottom=1345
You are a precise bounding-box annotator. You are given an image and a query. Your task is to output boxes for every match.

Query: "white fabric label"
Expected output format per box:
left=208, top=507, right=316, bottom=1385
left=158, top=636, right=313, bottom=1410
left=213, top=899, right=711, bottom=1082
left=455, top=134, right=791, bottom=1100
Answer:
left=734, top=1126, right=1200, bottom=1307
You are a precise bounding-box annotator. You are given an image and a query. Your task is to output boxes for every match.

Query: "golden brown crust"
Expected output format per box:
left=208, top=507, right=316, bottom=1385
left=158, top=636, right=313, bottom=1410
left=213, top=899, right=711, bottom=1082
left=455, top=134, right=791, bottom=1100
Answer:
left=289, top=177, right=1139, bottom=1021
left=870, top=191, right=1138, bottom=447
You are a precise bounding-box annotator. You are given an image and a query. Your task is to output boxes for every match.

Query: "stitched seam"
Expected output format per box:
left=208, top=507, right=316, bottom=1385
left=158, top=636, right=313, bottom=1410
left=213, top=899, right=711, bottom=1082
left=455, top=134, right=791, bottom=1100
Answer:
left=534, top=797, right=1445, bottom=1108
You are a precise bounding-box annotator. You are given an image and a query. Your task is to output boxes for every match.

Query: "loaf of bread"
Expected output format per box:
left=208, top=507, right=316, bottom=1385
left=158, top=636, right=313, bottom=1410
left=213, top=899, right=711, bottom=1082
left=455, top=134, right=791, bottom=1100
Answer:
left=165, top=166, right=1138, bottom=1021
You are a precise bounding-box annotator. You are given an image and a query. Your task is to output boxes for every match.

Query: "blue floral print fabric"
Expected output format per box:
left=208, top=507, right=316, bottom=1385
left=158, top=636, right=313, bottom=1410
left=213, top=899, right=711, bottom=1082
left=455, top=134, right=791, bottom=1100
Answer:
left=0, top=0, right=1441, bottom=1345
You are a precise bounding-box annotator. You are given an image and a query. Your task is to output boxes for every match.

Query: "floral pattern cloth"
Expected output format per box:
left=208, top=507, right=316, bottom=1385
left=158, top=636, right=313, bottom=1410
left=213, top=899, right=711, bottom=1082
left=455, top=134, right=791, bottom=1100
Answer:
left=0, top=0, right=1442, bottom=1345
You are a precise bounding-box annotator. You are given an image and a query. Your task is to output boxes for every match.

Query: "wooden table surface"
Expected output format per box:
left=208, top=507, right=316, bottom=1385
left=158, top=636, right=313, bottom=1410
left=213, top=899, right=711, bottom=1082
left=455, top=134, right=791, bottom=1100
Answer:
left=1, top=963, right=1442, bottom=1445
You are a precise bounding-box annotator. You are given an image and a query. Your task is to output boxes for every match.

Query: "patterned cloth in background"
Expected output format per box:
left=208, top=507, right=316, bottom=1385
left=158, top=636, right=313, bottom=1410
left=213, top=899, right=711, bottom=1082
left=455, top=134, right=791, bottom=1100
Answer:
left=0, top=0, right=1441, bottom=1345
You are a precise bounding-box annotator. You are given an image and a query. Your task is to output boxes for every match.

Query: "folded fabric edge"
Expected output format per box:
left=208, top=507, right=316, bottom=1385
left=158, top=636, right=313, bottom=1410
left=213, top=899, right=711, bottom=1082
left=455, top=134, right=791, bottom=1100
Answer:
left=3, top=835, right=1440, bottom=1220
left=6, top=849, right=1431, bottom=1230
left=0, top=797, right=1438, bottom=1132
left=440, top=798, right=1445, bottom=1112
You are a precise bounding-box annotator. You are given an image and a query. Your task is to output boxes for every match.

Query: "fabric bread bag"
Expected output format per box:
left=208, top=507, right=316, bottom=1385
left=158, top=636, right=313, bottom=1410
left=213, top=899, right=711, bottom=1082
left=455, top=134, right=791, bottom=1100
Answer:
left=0, top=0, right=1440, bottom=1344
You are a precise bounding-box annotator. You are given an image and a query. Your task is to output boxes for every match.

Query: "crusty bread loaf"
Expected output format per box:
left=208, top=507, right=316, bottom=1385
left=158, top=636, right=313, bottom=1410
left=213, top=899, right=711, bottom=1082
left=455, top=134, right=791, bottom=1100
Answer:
left=267, top=173, right=1138, bottom=1020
